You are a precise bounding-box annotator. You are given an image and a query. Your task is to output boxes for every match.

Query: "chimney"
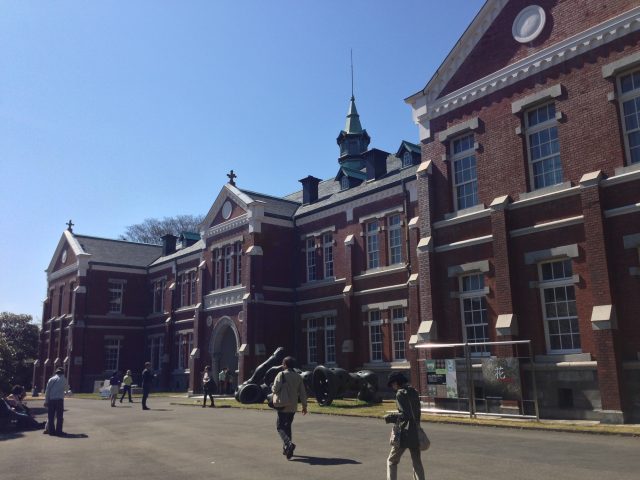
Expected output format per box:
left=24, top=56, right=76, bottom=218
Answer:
left=299, top=175, right=321, bottom=205
left=161, top=234, right=177, bottom=256
left=364, top=150, right=388, bottom=181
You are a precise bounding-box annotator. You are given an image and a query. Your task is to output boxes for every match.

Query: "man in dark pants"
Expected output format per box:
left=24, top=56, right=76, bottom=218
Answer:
left=141, top=362, right=154, bottom=410
left=44, top=367, right=67, bottom=436
left=271, top=356, right=307, bottom=459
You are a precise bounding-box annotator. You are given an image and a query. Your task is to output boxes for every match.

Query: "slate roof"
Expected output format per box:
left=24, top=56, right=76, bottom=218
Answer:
left=74, top=235, right=162, bottom=267
left=238, top=189, right=301, bottom=218
left=149, top=239, right=205, bottom=267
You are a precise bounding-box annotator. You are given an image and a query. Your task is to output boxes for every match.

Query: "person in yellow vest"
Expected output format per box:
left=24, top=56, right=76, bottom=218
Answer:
left=119, top=370, right=133, bottom=403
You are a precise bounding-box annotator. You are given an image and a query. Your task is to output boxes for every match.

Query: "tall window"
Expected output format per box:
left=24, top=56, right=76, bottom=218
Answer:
left=214, top=249, right=222, bottom=290
left=306, top=237, right=316, bottom=282
left=224, top=246, right=233, bottom=287
left=189, top=272, right=197, bottom=305
left=618, top=69, right=640, bottom=165
left=538, top=259, right=580, bottom=353
left=325, top=316, right=336, bottom=364
left=366, top=221, right=379, bottom=269
left=153, top=279, right=166, bottom=313
left=175, top=332, right=193, bottom=370
left=179, top=274, right=188, bottom=307
left=108, top=281, right=124, bottom=314
left=391, top=307, right=406, bottom=361
left=104, top=339, right=120, bottom=372
left=307, top=318, right=318, bottom=364
left=388, top=214, right=402, bottom=265
left=459, top=273, right=489, bottom=355
left=58, top=285, right=64, bottom=315
left=451, top=133, right=478, bottom=210
left=235, top=241, right=243, bottom=285
left=341, top=176, right=349, bottom=190
left=368, top=310, right=383, bottom=362
left=525, top=103, right=562, bottom=189
left=148, top=335, right=164, bottom=371
left=323, top=233, right=334, bottom=278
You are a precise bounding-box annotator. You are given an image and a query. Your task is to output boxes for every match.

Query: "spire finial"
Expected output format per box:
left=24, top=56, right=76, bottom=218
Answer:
left=66, top=219, right=74, bottom=232
left=350, top=48, right=354, bottom=99
left=227, top=169, right=237, bottom=186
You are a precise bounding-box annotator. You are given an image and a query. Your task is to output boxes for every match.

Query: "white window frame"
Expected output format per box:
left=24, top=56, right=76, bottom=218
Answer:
left=388, top=214, right=402, bottom=265
left=176, top=332, right=193, bottom=371
left=368, top=310, right=383, bottom=362
left=323, top=233, right=334, bottom=279
left=341, top=176, right=349, bottom=190
left=451, top=133, right=479, bottom=211
left=402, top=151, right=413, bottom=168
left=104, top=338, right=120, bottom=372
left=617, top=68, right=640, bottom=165
left=108, top=280, right=124, bottom=314
left=189, top=271, right=197, bottom=305
left=525, top=102, right=563, bottom=190
left=538, top=259, right=581, bottom=354
left=148, top=335, right=164, bottom=371
left=366, top=221, right=380, bottom=269
left=324, top=316, right=336, bottom=364
left=305, top=237, right=317, bottom=282
left=235, top=241, right=242, bottom=285
left=153, top=279, right=165, bottom=313
left=224, top=245, right=233, bottom=288
left=459, top=273, right=489, bottom=356
left=391, top=307, right=406, bottom=361
left=214, top=248, right=222, bottom=290
left=307, top=318, right=319, bottom=365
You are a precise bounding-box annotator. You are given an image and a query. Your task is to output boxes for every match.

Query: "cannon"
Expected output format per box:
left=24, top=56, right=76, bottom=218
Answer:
left=235, top=347, right=285, bottom=404
left=311, top=365, right=379, bottom=406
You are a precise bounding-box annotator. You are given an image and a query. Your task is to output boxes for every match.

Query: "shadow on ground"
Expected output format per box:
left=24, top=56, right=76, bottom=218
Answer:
left=291, top=455, right=361, bottom=465
left=0, top=431, right=25, bottom=441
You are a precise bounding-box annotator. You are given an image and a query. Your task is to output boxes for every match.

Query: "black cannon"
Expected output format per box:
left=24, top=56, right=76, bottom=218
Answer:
left=311, top=365, right=379, bottom=406
left=235, top=347, right=285, bottom=404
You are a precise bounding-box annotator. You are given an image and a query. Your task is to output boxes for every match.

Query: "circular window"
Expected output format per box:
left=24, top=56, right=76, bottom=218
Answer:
left=206, top=315, right=213, bottom=327
left=61, top=249, right=68, bottom=264
left=222, top=201, right=232, bottom=220
left=512, top=5, right=546, bottom=44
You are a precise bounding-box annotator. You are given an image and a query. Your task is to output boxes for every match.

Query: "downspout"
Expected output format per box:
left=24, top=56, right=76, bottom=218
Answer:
left=401, top=176, right=411, bottom=275
left=292, top=216, right=299, bottom=358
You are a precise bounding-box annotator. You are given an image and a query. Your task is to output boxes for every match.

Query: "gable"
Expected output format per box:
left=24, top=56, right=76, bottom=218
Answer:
left=47, top=230, right=85, bottom=275
left=200, top=184, right=253, bottom=231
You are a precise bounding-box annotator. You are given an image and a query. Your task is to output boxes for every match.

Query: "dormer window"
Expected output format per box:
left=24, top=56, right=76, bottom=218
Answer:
left=341, top=176, right=349, bottom=190
left=402, top=151, right=413, bottom=168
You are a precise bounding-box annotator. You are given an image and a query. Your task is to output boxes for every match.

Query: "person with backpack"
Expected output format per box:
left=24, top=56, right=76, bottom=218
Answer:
left=271, top=356, right=307, bottom=460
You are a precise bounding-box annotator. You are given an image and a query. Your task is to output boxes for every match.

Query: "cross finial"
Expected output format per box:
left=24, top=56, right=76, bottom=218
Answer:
left=66, top=219, right=74, bottom=232
left=227, top=170, right=237, bottom=186
left=351, top=48, right=354, bottom=99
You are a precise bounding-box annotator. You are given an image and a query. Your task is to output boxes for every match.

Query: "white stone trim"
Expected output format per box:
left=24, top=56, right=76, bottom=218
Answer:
left=509, top=184, right=579, bottom=210
left=353, top=283, right=407, bottom=297
left=437, top=117, right=480, bottom=143
left=358, top=206, right=403, bottom=224
left=203, top=285, right=246, bottom=310
left=301, top=310, right=338, bottom=320
left=246, top=245, right=263, bottom=256
left=433, top=206, right=491, bottom=229
left=300, top=226, right=336, bottom=240
left=604, top=202, right=640, bottom=218
left=208, top=235, right=244, bottom=251
left=524, top=244, right=579, bottom=265
left=602, top=50, right=640, bottom=78
left=509, top=215, right=584, bottom=238
left=48, top=262, right=79, bottom=282
left=361, top=299, right=407, bottom=312
left=447, top=260, right=490, bottom=278
left=297, top=277, right=346, bottom=291
left=511, top=84, right=563, bottom=114
left=91, top=265, right=147, bottom=274
left=296, top=294, right=344, bottom=306
left=204, top=214, right=250, bottom=240
left=603, top=163, right=640, bottom=186
left=353, top=264, right=407, bottom=281
left=434, top=235, right=493, bottom=253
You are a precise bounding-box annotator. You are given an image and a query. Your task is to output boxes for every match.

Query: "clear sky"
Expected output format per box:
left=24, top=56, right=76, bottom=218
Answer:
left=0, top=0, right=485, bottom=323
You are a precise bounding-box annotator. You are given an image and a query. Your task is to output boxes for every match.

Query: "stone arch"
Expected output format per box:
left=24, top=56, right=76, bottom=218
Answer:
left=208, top=316, right=240, bottom=386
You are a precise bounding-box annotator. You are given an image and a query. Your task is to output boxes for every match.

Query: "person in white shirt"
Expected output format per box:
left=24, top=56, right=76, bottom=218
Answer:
left=44, top=367, right=67, bottom=436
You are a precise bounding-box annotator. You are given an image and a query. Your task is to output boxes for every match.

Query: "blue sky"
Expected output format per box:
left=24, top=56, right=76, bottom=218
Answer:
left=0, top=0, right=484, bottom=322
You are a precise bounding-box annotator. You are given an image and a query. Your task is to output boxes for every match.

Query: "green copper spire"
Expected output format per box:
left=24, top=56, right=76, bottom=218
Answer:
left=344, top=95, right=363, bottom=134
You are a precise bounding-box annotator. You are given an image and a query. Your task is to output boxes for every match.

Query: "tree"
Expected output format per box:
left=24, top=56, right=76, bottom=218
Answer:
left=119, top=214, right=204, bottom=245
left=0, top=312, right=39, bottom=393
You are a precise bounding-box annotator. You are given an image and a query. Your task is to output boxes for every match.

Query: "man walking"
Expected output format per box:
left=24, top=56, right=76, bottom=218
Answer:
left=120, top=370, right=133, bottom=403
left=271, top=356, right=307, bottom=460
left=141, top=362, right=154, bottom=410
left=44, top=367, right=67, bottom=436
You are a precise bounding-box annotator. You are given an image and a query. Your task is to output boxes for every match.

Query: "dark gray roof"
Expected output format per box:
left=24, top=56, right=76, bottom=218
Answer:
left=398, top=141, right=421, bottom=155
left=239, top=189, right=300, bottom=217
left=149, top=239, right=205, bottom=267
left=75, top=235, right=162, bottom=267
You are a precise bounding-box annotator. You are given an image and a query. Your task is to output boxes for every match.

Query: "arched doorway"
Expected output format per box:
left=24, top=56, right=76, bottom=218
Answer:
left=209, top=317, right=239, bottom=392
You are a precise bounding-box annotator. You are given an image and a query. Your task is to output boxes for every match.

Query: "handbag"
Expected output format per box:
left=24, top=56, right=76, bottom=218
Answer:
left=272, top=372, right=291, bottom=408
left=409, top=399, right=431, bottom=451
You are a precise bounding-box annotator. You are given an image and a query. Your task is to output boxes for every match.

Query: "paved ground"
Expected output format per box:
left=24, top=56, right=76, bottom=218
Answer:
left=1, top=396, right=638, bottom=480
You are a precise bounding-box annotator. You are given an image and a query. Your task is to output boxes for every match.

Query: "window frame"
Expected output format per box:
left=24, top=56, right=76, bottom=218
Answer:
left=402, top=151, right=413, bottom=168
left=524, top=102, right=563, bottom=190
left=537, top=258, right=581, bottom=354
left=391, top=307, right=407, bottom=361
left=368, top=310, right=383, bottom=363
left=450, top=133, right=479, bottom=211
left=616, top=67, right=640, bottom=166
left=366, top=220, right=380, bottom=270
left=458, top=273, right=490, bottom=356
left=307, top=317, right=319, bottom=365
left=104, top=338, right=121, bottom=372
left=388, top=214, right=403, bottom=265
left=323, top=233, right=334, bottom=279
left=305, top=237, right=317, bottom=282
left=108, top=280, right=124, bottom=314
left=235, top=241, right=243, bottom=285
left=324, top=316, right=336, bottom=364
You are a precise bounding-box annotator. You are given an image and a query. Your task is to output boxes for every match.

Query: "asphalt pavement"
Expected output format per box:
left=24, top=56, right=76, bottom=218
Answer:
left=1, top=396, right=638, bottom=480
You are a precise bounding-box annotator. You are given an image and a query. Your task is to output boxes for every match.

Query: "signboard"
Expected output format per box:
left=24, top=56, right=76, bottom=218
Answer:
left=426, top=359, right=458, bottom=399
left=481, top=357, right=522, bottom=400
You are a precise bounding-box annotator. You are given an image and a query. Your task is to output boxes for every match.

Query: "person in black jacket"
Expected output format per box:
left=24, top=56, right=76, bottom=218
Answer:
left=141, top=362, right=155, bottom=411
left=384, top=372, right=425, bottom=480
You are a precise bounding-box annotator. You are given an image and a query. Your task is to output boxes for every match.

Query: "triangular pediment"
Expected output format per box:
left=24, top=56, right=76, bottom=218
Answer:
left=200, top=184, right=254, bottom=232
left=46, top=230, right=86, bottom=275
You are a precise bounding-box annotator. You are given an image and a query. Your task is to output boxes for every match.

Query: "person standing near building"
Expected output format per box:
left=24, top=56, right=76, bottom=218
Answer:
left=218, top=367, right=228, bottom=395
left=271, top=356, right=307, bottom=460
left=384, top=372, right=425, bottom=480
left=120, top=370, right=133, bottom=403
left=141, top=362, right=154, bottom=411
left=109, top=370, right=121, bottom=407
left=202, top=366, right=215, bottom=408
left=44, top=367, right=67, bottom=436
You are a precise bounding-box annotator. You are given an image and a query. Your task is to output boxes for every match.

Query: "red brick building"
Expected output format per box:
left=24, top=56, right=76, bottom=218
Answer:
left=405, top=0, right=640, bottom=422
left=34, top=96, right=422, bottom=399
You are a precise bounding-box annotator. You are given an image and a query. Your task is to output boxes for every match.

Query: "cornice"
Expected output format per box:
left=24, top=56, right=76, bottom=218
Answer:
left=204, top=214, right=249, bottom=239
left=413, top=6, right=640, bottom=131
left=48, top=262, right=79, bottom=282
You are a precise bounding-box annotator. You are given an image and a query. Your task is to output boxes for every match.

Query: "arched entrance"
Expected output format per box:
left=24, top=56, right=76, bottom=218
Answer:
left=209, top=317, right=239, bottom=392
